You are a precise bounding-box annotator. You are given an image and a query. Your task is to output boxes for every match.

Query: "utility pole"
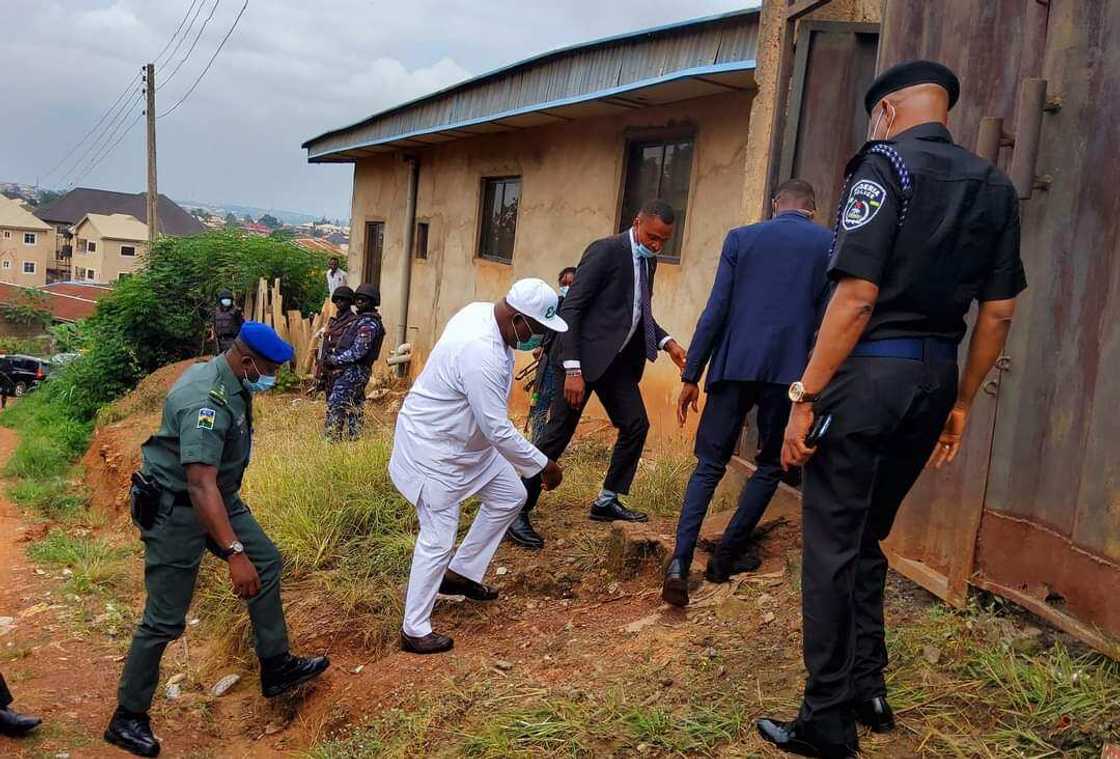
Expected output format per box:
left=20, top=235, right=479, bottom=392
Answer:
left=144, top=63, right=159, bottom=246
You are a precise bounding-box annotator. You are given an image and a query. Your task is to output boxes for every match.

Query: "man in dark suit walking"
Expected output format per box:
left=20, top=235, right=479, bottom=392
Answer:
left=662, top=180, right=831, bottom=606
left=508, top=199, right=688, bottom=549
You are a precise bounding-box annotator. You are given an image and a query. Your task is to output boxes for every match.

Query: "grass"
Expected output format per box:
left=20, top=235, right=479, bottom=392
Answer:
left=26, top=528, right=131, bottom=595
left=0, top=392, right=92, bottom=480
left=7, top=476, right=88, bottom=520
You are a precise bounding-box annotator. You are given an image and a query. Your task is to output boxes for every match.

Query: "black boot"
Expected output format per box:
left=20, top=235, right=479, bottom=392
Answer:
left=756, top=717, right=858, bottom=758
left=104, top=707, right=160, bottom=757
left=506, top=511, right=544, bottom=550
left=661, top=559, right=689, bottom=607
left=854, top=696, right=895, bottom=733
left=260, top=653, right=330, bottom=698
left=0, top=705, right=41, bottom=737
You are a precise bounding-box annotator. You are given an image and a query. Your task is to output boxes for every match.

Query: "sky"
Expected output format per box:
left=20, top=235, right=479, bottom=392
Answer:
left=0, top=0, right=749, bottom=220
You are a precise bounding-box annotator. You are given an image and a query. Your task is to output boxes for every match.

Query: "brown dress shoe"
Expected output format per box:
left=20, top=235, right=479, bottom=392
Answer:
left=400, top=631, right=454, bottom=655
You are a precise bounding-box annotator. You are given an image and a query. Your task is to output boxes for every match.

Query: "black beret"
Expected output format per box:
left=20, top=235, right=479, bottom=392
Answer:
left=331, top=285, right=354, bottom=300
left=864, top=59, right=960, bottom=115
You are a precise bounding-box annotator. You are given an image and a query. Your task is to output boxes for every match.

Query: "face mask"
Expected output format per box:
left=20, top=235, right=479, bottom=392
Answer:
left=513, top=315, right=543, bottom=351
left=220, top=298, right=233, bottom=308
left=243, top=357, right=277, bottom=394
left=635, top=241, right=656, bottom=259
left=559, top=286, right=570, bottom=297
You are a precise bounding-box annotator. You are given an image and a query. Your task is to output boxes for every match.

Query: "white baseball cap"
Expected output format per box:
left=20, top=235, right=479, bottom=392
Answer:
left=506, top=278, right=568, bottom=332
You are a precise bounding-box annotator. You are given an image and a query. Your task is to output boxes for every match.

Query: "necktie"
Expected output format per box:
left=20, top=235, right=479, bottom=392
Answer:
left=639, top=258, right=658, bottom=362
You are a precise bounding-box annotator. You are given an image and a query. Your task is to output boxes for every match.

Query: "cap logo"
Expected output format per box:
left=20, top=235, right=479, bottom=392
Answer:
left=545, top=305, right=556, bottom=319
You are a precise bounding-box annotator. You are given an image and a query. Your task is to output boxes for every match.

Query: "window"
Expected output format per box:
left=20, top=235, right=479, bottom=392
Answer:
left=75, top=267, right=85, bottom=279
left=120, top=245, right=136, bottom=257
left=23, top=232, right=36, bottom=245
left=618, top=134, right=695, bottom=262
left=414, top=221, right=429, bottom=260
left=85, top=269, right=96, bottom=281
left=23, top=261, right=36, bottom=274
left=478, top=177, right=521, bottom=263
left=2, top=260, right=10, bottom=270
left=87, top=240, right=97, bottom=253
left=2, top=231, right=10, bottom=239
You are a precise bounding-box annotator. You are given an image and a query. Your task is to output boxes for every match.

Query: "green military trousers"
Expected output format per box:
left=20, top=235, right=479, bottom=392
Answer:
left=117, top=495, right=289, bottom=713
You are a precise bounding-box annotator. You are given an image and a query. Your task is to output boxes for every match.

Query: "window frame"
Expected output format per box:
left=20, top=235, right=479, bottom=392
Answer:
left=86, top=269, right=96, bottom=281
left=120, top=245, right=137, bottom=257
left=3, top=230, right=10, bottom=239
left=414, top=220, right=430, bottom=260
left=22, top=261, right=36, bottom=274
left=476, top=175, right=522, bottom=265
left=616, top=127, right=698, bottom=265
left=87, top=240, right=97, bottom=253
left=2, top=260, right=10, bottom=270
left=23, top=232, right=37, bottom=246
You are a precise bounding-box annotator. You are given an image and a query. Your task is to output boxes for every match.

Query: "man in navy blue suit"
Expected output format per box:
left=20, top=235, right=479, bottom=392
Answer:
left=662, top=179, right=831, bottom=607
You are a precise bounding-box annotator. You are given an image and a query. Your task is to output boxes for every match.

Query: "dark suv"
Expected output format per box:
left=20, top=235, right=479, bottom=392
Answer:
left=0, top=354, right=50, bottom=396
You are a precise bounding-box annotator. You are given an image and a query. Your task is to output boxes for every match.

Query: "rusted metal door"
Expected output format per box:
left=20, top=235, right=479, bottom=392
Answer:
left=778, top=21, right=879, bottom=226
left=971, top=0, right=1120, bottom=653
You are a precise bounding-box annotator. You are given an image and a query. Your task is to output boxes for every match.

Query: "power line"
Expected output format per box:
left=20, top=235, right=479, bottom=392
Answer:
left=68, top=111, right=146, bottom=191
left=157, top=0, right=208, bottom=79
left=40, top=74, right=140, bottom=182
left=159, top=0, right=248, bottom=119
left=153, top=0, right=204, bottom=66
left=62, top=92, right=144, bottom=190
left=160, top=0, right=222, bottom=90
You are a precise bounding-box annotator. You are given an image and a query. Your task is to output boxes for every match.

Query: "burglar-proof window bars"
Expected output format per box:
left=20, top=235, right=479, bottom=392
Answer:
left=478, top=176, right=521, bottom=264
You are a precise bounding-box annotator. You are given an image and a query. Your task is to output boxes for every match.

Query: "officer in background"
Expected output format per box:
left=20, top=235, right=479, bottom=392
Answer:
left=211, top=289, right=244, bottom=354
left=324, top=283, right=385, bottom=441
left=757, top=61, right=1026, bottom=758
left=315, top=285, right=355, bottom=397
left=105, top=322, right=330, bottom=758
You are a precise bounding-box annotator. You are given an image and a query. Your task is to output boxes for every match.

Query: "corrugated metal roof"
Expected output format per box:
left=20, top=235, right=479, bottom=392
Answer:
left=304, top=8, right=760, bottom=162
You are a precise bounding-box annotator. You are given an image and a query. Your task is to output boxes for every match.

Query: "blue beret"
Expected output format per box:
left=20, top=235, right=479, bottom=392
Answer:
left=238, top=321, right=294, bottom=364
left=865, top=59, right=960, bottom=115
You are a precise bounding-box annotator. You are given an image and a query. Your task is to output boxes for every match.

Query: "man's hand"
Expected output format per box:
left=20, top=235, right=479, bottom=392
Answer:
left=665, top=339, right=687, bottom=371
left=229, top=554, right=261, bottom=599
left=564, top=372, right=585, bottom=408
left=928, top=404, right=968, bottom=469
left=781, top=403, right=816, bottom=470
left=677, top=382, right=700, bottom=427
left=541, top=460, right=564, bottom=491
left=532, top=347, right=543, bottom=359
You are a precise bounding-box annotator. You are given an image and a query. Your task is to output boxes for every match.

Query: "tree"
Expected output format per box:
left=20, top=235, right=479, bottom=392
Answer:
left=259, top=213, right=282, bottom=230
left=38, top=189, right=63, bottom=207
left=224, top=212, right=238, bottom=228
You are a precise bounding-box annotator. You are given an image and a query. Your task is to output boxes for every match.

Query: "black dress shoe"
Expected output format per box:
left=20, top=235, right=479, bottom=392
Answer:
left=400, top=631, right=454, bottom=655
left=440, top=570, right=499, bottom=601
left=855, top=696, right=895, bottom=733
left=706, top=548, right=762, bottom=583
left=506, top=511, right=544, bottom=549
left=0, top=705, right=42, bottom=737
left=661, top=559, right=689, bottom=607
left=589, top=497, right=648, bottom=523
left=104, top=708, right=160, bottom=757
left=260, top=653, right=330, bottom=698
left=756, top=717, right=858, bottom=758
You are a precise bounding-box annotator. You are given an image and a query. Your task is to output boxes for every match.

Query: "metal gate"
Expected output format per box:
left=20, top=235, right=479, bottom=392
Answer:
left=878, top=0, right=1120, bottom=655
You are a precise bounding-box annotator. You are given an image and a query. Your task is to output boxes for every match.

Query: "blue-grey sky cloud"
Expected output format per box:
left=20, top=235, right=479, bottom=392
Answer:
left=1, top=0, right=748, bottom=219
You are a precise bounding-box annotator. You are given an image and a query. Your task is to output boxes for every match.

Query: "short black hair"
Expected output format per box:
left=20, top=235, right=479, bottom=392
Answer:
left=329, top=256, right=339, bottom=263
left=639, top=199, right=675, bottom=225
left=774, top=179, right=817, bottom=210
left=558, top=266, right=577, bottom=282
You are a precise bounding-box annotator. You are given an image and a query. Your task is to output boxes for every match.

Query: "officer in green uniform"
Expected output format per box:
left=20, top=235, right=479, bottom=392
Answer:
left=104, top=321, right=330, bottom=758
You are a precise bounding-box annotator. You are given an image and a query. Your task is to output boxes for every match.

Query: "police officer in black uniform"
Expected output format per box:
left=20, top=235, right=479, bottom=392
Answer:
left=757, top=61, right=1027, bottom=757
left=212, top=289, right=244, bottom=354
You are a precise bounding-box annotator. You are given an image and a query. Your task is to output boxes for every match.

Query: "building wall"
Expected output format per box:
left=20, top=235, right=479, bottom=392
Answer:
left=348, top=90, right=753, bottom=432
left=70, top=221, right=146, bottom=283
left=0, top=225, right=53, bottom=287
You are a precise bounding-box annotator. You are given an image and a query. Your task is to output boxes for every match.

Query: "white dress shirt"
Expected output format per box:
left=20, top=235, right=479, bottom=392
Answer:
left=563, top=228, right=672, bottom=371
left=390, top=302, right=548, bottom=509
left=326, top=268, right=347, bottom=295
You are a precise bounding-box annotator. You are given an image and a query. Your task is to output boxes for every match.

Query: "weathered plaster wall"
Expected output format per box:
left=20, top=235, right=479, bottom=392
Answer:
left=349, top=90, right=753, bottom=433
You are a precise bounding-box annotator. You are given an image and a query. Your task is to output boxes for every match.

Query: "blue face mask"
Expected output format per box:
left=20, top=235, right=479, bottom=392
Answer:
left=243, top=357, right=277, bottom=394
left=513, top=315, right=543, bottom=352
left=635, top=241, right=656, bottom=259
left=559, top=285, right=570, bottom=297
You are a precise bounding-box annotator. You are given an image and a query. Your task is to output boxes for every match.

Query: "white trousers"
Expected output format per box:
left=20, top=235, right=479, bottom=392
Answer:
left=401, top=460, right=527, bottom=637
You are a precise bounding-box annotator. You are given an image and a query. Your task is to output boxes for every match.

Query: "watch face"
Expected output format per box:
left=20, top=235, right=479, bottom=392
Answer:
left=788, top=382, right=803, bottom=402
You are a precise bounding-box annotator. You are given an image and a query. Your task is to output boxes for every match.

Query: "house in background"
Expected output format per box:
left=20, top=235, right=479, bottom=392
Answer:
left=71, top=213, right=149, bottom=283
left=0, top=196, right=54, bottom=287
left=34, top=187, right=204, bottom=282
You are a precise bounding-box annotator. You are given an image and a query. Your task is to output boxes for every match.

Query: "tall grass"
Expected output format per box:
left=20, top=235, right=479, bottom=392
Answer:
left=0, top=392, right=92, bottom=480
left=27, top=528, right=131, bottom=595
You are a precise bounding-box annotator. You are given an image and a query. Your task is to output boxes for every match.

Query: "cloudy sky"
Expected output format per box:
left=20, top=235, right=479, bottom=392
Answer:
left=1, top=1, right=748, bottom=220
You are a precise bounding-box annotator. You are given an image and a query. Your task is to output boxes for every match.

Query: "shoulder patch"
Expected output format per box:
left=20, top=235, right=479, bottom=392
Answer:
left=197, top=407, right=217, bottom=430
left=841, top=179, right=887, bottom=231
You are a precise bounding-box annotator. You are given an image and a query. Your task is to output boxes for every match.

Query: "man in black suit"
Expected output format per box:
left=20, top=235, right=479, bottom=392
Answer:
left=508, top=199, right=687, bottom=549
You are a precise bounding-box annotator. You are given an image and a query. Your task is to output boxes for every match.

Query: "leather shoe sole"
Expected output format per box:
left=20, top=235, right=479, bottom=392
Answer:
left=104, top=728, right=161, bottom=757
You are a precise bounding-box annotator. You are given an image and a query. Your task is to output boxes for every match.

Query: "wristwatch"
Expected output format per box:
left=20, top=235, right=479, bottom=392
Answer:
left=219, top=541, right=245, bottom=560
left=788, top=381, right=821, bottom=404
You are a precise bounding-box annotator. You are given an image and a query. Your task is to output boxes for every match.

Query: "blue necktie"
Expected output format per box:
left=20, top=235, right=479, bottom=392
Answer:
left=639, top=259, right=657, bottom=362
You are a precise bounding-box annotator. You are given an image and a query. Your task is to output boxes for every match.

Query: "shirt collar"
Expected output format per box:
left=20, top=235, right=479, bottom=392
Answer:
left=628, top=227, right=640, bottom=261
left=893, top=121, right=953, bottom=144
left=776, top=210, right=814, bottom=221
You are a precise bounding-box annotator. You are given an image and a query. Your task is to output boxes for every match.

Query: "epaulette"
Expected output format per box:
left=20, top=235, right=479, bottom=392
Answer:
left=208, top=382, right=229, bottom=407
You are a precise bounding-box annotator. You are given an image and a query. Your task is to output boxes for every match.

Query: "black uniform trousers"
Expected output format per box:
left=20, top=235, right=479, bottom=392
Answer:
left=799, top=349, right=957, bottom=739
left=0, top=672, right=11, bottom=708
left=523, top=337, right=649, bottom=511
left=672, top=381, right=790, bottom=570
